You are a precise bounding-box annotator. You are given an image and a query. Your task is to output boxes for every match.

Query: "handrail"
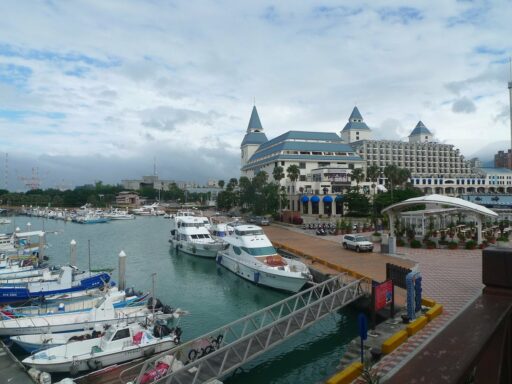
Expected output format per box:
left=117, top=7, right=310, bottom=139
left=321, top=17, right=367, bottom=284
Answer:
left=119, top=273, right=370, bottom=384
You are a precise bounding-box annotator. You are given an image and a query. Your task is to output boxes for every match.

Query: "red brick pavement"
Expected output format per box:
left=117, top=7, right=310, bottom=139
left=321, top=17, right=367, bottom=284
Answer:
left=266, top=225, right=485, bottom=382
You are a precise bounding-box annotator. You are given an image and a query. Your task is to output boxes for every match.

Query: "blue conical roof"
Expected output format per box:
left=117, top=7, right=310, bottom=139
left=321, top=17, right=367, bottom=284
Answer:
left=247, top=106, right=263, bottom=131
left=409, top=121, right=432, bottom=136
left=349, top=106, right=363, bottom=121
left=342, top=106, right=370, bottom=132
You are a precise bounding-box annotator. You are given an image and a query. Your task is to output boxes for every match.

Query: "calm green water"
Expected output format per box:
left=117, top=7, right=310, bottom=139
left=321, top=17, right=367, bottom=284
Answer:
left=5, top=216, right=358, bottom=384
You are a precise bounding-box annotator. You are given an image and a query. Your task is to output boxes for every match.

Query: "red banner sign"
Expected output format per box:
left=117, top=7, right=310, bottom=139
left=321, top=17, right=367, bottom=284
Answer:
left=374, top=280, right=393, bottom=311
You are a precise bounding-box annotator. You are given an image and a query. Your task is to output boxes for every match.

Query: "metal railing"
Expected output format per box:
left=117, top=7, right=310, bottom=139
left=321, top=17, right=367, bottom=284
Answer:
left=121, top=273, right=370, bottom=384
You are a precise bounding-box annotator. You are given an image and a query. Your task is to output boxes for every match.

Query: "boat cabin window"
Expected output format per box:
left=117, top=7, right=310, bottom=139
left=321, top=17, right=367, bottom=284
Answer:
left=234, top=229, right=264, bottom=236
left=241, top=246, right=276, bottom=256
left=112, top=328, right=131, bottom=341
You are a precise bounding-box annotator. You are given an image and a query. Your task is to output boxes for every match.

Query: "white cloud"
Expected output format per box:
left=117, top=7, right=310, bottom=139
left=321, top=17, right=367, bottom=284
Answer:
left=0, top=1, right=511, bottom=189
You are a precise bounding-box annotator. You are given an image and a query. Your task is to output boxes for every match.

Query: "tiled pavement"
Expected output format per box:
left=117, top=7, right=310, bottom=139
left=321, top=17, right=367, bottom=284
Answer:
left=265, top=224, right=484, bottom=382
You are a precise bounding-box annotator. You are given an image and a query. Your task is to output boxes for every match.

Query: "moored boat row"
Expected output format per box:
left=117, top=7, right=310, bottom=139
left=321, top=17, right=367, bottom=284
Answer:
left=169, top=210, right=313, bottom=293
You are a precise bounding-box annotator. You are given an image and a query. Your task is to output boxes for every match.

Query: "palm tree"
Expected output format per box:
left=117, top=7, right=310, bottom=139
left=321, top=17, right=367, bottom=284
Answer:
left=350, top=168, right=365, bottom=191
left=384, top=165, right=399, bottom=202
left=218, top=180, right=225, bottom=189
left=366, top=165, right=381, bottom=229
left=366, top=165, right=381, bottom=197
left=286, top=165, right=300, bottom=210
left=397, top=168, right=411, bottom=188
left=272, top=166, right=285, bottom=212
left=272, top=166, right=285, bottom=184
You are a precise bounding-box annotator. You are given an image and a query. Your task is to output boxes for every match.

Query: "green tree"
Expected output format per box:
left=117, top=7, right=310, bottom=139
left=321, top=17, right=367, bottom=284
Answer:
left=218, top=180, right=225, bottom=189
left=383, top=165, right=400, bottom=203
left=286, top=165, right=300, bottom=210
left=350, top=168, right=365, bottom=191
left=272, top=166, right=285, bottom=212
left=344, top=190, right=370, bottom=217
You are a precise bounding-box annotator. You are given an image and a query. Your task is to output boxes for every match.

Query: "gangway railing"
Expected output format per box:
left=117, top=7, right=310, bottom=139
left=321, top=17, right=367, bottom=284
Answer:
left=121, top=273, right=371, bottom=384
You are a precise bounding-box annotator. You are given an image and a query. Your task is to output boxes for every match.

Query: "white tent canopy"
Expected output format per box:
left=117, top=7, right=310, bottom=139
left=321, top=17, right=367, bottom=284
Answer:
left=382, top=194, right=498, bottom=245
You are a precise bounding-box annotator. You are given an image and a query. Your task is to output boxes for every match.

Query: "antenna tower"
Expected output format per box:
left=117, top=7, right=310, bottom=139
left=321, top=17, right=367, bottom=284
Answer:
left=4, top=153, right=8, bottom=191
left=508, top=57, right=512, bottom=167
left=18, top=167, right=42, bottom=190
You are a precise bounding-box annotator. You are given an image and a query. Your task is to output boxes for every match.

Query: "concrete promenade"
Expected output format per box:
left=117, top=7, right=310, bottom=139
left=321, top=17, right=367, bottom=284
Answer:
left=264, top=224, right=484, bottom=382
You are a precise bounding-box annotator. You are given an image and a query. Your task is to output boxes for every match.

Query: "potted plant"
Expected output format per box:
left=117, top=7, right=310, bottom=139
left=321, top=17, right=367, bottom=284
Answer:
left=371, top=232, right=382, bottom=242
left=447, top=241, right=458, bottom=250
left=497, top=234, right=509, bottom=248
left=397, top=237, right=405, bottom=247
left=465, top=240, right=477, bottom=250
left=425, top=240, right=436, bottom=249
left=410, top=239, right=422, bottom=248
left=479, top=240, right=488, bottom=249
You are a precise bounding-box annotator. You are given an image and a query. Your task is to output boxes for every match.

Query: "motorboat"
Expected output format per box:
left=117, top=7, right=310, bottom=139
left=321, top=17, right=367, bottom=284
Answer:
left=216, top=223, right=312, bottom=292
left=0, top=286, right=147, bottom=318
left=11, top=327, right=105, bottom=353
left=75, top=214, right=110, bottom=224
left=104, top=209, right=135, bottom=220
left=0, top=294, right=179, bottom=336
left=169, top=211, right=225, bottom=258
left=209, top=217, right=234, bottom=240
left=0, top=266, right=110, bottom=304
left=22, top=318, right=182, bottom=373
left=0, top=218, right=11, bottom=225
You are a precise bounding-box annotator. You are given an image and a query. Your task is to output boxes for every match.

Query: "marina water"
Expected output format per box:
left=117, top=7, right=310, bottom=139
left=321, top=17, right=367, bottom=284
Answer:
left=5, top=216, right=358, bottom=383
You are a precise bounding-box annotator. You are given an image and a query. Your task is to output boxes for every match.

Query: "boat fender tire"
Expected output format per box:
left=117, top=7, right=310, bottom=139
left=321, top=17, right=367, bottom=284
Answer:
left=188, top=348, right=198, bottom=361
left=69, top=363, right=80, bottom=376
left=204, top=345, right=214, bottom=355
left=143, top=347, right=156, bottom=357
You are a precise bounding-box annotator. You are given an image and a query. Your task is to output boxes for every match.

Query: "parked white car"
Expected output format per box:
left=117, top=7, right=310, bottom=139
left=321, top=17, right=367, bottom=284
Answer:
left=342, top=234, right=373, bottom=252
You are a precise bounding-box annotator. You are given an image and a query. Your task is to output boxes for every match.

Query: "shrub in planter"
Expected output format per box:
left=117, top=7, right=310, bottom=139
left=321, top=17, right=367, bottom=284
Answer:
left=371, top=232, right=382, bottom=242
left=410, top=239, right=422, bottom=248
left=465, top=240, right=477, bottom=250
left=447, top=241, right=458, bottom=250
left=425, top=240, right=436, bottom=249
left=397, top=238, right=405, bottom=246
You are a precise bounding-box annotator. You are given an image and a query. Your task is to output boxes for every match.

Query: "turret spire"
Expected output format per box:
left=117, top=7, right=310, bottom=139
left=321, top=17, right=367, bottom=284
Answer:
left=247, top=105, right=263, bottom=132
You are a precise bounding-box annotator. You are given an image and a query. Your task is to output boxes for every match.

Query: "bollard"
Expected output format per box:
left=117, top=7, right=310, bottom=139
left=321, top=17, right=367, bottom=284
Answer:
left=118, top=250, right=126, bottom=291
left=70, top=240, right=77, bottom=267
left=38, top=234, right=45, bottom=263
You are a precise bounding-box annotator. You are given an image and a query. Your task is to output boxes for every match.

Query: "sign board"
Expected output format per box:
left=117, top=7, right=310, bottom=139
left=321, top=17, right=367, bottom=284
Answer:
left=386, top=263, right=412, bottom=289
left=374, top=280, right=393, bottom=311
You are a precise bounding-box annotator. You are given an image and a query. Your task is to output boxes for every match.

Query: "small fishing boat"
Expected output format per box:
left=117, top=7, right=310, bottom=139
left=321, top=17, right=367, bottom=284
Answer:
left=0, top=294, right=179, bottom=336
left=0, top=266, right=110, bottom=304
left=0, top=286, right=147, bottom=318
left=11, top=327, right=105, bottom=353
left=22, top=318, right=182, bottom=373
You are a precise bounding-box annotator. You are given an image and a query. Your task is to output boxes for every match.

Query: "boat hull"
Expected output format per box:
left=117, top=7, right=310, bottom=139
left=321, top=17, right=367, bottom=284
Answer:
left=23, top=339, right=176, bottom=373
left=216, top=252, right=308, bottom=293
left=169, top=239, right=222, bottom=258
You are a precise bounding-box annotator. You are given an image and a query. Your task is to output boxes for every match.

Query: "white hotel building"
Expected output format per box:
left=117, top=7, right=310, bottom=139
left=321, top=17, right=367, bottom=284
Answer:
left=240, top=106, right=512, bottom=215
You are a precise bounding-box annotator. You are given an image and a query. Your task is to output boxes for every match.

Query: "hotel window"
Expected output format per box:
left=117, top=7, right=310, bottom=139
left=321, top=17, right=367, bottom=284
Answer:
left=299, top=175, right=306, bottom=181
left=281, top=161, right=285, bottom=166
left=299, top=162, right=306, bottom=169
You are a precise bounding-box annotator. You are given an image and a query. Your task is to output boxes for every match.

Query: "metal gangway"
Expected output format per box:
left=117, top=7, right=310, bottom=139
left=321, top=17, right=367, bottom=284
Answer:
left=121, top=273, right=371, bottom=384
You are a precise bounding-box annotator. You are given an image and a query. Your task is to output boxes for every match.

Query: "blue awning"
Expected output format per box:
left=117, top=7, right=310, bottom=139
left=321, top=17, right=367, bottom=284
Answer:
left=310, top=195, right=320, bottom=203
left=323, top=195, right=333, bottom=203
left=335, top=195, right=344, bottom=201
left=300, top=196, right=309, bottom=203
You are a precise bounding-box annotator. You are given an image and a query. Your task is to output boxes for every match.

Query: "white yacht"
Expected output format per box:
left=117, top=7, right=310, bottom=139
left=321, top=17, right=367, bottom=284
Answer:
left=104, top=209, right=135, bottom=220
left=169, top=211, right=224, bottom=258
left=216, top=223, right=312, bottom=292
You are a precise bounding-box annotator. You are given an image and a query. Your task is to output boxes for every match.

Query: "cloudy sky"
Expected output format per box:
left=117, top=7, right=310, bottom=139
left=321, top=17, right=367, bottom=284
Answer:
left=0, top=1, right=511, bottom=190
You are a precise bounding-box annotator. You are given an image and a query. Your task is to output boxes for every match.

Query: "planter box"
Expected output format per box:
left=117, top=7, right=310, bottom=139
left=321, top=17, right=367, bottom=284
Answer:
left=371, top=235, right=382, bottom=242
left=497, top=240, right=509, bottom=248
